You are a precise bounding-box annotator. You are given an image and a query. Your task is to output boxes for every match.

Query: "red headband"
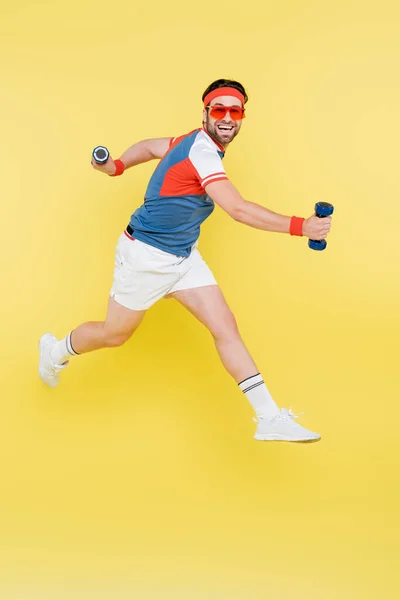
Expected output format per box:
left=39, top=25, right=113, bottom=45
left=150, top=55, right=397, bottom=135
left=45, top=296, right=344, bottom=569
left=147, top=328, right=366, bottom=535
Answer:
left=203, top=87, right=245, bottom=107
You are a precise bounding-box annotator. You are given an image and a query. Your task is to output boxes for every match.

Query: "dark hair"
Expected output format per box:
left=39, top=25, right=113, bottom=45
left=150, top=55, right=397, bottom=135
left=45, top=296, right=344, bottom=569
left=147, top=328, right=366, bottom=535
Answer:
left=202, top=79, right=248, bottom=104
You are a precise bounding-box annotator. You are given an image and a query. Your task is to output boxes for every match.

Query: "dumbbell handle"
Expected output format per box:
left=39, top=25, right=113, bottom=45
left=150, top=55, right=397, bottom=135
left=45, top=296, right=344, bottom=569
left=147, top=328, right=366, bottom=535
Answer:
left=308, top=202, right=334, bottom=251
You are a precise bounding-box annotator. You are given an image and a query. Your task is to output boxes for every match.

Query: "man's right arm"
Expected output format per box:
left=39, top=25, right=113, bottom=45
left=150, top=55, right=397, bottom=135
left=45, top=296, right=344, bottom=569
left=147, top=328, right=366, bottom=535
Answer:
left=91, top=138, right=172, bottom=175
left=119, top=138, right=172, bottom=167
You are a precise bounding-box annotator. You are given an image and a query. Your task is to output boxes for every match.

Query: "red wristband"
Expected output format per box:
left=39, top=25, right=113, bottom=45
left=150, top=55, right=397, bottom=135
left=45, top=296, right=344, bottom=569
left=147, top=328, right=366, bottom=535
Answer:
left=290, top=216, right=305, bottom=236
left=110, top=159, right=125, bottom=177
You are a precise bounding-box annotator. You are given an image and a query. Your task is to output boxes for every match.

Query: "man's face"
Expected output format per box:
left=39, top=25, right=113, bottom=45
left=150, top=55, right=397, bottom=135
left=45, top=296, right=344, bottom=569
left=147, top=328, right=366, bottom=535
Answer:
left=202, top=95, right=244, bottom=148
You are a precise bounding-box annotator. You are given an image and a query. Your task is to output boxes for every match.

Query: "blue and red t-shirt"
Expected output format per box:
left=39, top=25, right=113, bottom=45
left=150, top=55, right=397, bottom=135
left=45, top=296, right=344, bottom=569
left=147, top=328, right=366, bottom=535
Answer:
left=128, top=127, right=229, bottom=257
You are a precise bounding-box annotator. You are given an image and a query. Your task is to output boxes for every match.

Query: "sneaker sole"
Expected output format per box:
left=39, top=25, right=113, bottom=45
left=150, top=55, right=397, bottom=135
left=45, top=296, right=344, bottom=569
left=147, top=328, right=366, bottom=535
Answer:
left=254, top=433, right=321, bottom=443
left=38, top=334, right=59, bottom=388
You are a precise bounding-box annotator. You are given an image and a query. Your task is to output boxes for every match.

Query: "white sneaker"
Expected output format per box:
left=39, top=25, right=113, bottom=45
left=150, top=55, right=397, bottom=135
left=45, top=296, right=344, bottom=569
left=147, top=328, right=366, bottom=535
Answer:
left=254, top=408, right=321, bottom=442
left=38, top=333, right=69, bottom=388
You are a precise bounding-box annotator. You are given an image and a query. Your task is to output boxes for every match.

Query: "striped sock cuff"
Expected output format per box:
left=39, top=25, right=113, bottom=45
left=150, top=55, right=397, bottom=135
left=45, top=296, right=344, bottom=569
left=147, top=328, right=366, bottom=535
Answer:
left=66, top=331, right=79, bottom=356
left=238, top=373, right=264, bottom=394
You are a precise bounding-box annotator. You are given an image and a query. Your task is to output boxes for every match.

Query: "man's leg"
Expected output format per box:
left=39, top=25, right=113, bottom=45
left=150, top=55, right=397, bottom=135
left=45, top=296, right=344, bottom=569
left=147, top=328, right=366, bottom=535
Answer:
left=70, top=296, right=146, bottom=354
left=167, top=285, right=280, bottom=418
left=169, top=286, right=256, bottom=382
left=168, top=285, right=320, bottom=441
left=39, top=297, right=145, bottom=387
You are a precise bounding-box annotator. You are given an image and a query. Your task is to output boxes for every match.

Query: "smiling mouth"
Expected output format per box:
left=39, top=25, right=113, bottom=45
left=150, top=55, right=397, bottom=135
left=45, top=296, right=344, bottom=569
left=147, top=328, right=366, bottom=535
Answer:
left=217, top=124, right=234, bottom=133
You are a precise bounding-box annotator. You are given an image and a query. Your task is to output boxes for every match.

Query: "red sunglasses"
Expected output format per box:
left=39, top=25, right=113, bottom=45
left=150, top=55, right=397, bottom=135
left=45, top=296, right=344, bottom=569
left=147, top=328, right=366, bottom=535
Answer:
left=206, top=105, right=246, bottom=121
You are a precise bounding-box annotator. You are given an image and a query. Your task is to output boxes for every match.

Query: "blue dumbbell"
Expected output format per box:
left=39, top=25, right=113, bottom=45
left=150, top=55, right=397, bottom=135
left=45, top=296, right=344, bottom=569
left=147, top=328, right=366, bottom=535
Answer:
left=92, top=146, right=110, bottom=165
left=308, top=202, right=334, bottom=251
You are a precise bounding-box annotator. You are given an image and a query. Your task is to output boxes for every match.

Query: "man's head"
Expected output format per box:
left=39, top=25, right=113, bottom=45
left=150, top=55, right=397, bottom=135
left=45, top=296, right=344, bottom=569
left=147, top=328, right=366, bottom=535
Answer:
left=202, top=79, right=248, bottom=149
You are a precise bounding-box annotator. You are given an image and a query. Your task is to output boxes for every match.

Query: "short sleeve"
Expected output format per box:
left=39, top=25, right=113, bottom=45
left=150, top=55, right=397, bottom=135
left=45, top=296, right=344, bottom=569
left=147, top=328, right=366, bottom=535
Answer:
left=188, top=144, right=229, bottom=189
left=168, top=134, right=187, bottom=150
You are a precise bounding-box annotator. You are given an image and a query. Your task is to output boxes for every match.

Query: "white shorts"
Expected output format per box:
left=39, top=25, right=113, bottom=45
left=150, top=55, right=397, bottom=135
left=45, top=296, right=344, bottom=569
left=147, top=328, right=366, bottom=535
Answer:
left=110, top=231, right=218, bottom=311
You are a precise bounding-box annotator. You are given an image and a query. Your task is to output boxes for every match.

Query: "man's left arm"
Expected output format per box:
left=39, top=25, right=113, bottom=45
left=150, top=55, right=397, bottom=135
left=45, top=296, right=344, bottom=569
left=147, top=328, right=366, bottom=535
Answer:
left=205, top=179, right=332, bottom=240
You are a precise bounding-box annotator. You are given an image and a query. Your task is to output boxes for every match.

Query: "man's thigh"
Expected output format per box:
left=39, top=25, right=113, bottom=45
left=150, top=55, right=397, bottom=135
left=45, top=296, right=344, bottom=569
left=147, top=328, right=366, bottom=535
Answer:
left=168, top=285, right=239, bottom=339
left=104, top=296, right=146, bottom=338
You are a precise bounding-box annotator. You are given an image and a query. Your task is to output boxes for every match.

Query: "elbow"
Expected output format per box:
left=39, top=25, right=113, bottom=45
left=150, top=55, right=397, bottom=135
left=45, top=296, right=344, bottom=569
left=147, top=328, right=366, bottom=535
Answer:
left=231, top=203, right=246, bottom=222
left=142, top=139, right=157, bottom=160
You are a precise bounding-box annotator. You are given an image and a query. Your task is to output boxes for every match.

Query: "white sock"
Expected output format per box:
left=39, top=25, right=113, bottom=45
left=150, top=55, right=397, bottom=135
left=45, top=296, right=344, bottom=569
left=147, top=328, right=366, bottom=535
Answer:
left=239, top=373, right=280, bottom=419
left=50, top=331, right=79, bottom=365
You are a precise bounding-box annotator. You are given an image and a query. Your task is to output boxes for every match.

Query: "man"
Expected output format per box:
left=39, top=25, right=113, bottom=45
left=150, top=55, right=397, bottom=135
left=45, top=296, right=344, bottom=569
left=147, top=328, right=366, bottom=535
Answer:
left=39, top=79, right=332, bottom=442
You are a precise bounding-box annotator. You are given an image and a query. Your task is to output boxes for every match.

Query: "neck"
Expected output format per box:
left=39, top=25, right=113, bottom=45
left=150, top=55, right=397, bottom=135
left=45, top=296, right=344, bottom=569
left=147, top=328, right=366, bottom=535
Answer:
left=202, top=126, right=228, bottom=152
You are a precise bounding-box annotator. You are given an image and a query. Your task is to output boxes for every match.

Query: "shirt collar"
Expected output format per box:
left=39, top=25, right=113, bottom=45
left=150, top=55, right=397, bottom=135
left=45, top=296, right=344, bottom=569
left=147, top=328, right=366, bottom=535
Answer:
left=201, top=127, right=226, bottom=154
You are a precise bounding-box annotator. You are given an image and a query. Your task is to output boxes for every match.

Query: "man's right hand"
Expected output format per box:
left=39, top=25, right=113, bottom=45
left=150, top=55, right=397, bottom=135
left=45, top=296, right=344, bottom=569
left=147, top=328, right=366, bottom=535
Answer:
left=91, top=156, right=116, bottom=176
left=303, top=214, right=332, bottom=240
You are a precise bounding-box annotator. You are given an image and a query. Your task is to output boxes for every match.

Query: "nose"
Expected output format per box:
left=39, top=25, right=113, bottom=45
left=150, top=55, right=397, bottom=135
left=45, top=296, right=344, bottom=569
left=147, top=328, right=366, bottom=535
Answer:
left=221, top=110, right=234, bottom=122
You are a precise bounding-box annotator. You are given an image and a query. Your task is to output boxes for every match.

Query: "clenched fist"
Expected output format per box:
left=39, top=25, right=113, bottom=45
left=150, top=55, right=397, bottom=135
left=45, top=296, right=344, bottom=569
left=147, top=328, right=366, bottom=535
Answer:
left=90, top=156, right=116, bottom=176
left=303, top=214, right=332, bottom=240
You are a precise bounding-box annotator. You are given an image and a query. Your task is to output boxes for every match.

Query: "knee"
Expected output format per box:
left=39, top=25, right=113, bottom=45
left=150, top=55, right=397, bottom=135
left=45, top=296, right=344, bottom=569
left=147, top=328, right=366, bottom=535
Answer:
left=212, top=314, right=241, bottom=343
left=103, top=329, right=133, bottom=348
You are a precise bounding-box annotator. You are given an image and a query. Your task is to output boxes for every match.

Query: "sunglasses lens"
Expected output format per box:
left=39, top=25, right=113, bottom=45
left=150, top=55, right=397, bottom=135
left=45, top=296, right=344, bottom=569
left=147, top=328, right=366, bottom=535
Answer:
left=210, top=107, right=227, bottom=119
left=209, top=106, right=245, bottom=120
left=230, top=107, right=245, bottom=120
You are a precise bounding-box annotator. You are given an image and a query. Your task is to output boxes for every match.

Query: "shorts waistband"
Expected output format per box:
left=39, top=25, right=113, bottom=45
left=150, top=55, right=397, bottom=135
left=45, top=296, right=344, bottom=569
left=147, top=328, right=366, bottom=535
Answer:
left=124, top=224, right=135, bottom=240
left=123, top=227, right=196, bottom=257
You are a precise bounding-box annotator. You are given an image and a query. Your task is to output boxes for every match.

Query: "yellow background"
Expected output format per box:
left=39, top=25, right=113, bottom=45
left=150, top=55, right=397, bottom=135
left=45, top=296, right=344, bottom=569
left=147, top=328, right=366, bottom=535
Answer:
left=0, top=0, right=398, bottom=598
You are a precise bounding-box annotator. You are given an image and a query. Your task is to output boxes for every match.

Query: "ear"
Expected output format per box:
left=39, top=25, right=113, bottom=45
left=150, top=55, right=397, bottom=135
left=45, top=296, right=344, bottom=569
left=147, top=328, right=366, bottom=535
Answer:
left=202, top=107, right=208, bottom=126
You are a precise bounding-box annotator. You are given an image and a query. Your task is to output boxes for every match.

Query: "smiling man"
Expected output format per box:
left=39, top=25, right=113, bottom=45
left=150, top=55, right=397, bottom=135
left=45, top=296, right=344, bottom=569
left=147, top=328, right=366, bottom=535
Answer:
left=39, top=78, right=332, bottom=442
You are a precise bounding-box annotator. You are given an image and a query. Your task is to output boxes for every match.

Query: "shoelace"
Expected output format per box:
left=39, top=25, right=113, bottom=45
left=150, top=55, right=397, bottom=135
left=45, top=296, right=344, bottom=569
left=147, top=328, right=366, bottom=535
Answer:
left=253, top=407, right=303, bottom=423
